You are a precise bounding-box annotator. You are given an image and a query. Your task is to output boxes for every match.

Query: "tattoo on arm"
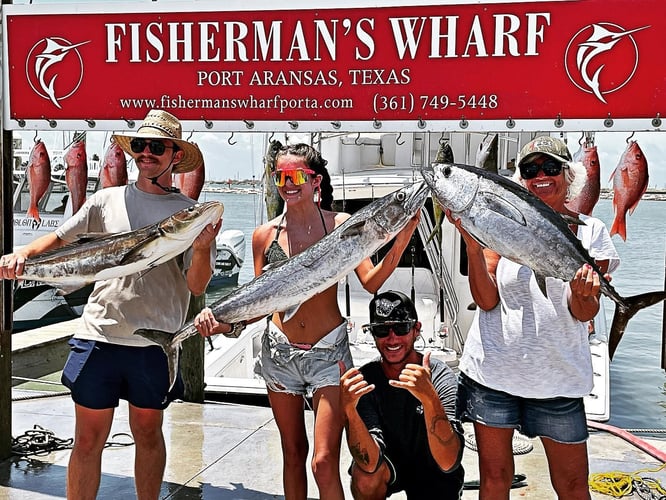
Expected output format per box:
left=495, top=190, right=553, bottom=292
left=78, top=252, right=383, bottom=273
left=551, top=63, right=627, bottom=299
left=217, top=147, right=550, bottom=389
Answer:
left=430, top=414, right=456, bottom=447
left=350, top=442, right=370, bottom=466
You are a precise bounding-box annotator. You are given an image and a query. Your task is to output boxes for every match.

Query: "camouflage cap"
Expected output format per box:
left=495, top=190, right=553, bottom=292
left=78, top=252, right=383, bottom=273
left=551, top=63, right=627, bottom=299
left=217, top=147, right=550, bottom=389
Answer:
left=517, top=136, right=572, bottom=167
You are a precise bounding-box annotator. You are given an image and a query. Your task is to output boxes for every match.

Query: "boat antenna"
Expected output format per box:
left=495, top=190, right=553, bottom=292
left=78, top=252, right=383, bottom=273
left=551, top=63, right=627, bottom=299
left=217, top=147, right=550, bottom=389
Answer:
left=410, top=244, right=416, bottom=304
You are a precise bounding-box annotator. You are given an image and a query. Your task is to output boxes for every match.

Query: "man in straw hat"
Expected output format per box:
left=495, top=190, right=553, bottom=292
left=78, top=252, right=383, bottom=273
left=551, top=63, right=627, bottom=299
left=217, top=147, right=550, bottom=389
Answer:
left=0, top=110, right=220, bottom=499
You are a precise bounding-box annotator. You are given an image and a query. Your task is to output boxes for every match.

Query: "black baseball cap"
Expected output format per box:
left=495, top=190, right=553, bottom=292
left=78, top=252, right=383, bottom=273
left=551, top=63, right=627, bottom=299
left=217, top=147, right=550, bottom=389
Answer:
left=367, top=290, right=418, bottom=326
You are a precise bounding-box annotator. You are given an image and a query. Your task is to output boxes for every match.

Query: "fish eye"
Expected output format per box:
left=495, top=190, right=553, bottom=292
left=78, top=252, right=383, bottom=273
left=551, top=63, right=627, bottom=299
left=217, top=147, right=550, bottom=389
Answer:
left=396, top=192, right=406, bottom=202
left=443, top=166, right=452, bottom=177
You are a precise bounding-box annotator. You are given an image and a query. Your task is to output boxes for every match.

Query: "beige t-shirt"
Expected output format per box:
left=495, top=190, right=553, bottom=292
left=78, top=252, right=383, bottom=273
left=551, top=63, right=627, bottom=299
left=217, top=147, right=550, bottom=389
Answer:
left=55, top=183, right=214, bottom=347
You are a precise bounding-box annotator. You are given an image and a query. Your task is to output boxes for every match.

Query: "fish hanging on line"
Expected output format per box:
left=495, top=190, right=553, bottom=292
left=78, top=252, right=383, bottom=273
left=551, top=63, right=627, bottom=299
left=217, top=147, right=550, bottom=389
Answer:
left=609, top=140, right=649, bottom=241
left=26, top=139, right=52, bottom=222
left=64, top=134, right=88, bottom=215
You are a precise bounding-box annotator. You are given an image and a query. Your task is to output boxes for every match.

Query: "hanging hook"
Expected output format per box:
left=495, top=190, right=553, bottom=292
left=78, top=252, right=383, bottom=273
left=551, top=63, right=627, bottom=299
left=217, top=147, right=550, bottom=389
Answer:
left=228, top=132, right=237, bottom=145
left=396, top=133, right=405, bottom=146
left=34, top=130, right=40, bottom=143
left=186, top=130, right=194, bottom=141
left=268, top=132, right=275, bottom=143
left=439, top=132, right=446, bottom=145
left=578, top=132, right=585, bottom=146
left=626, top=131, right=635, bottom=143
left=355, top=132, right=361, bottom=145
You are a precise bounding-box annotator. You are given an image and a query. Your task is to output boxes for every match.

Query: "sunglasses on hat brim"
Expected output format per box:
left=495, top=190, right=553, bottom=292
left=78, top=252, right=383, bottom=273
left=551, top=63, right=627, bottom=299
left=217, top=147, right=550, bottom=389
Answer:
left=362, top=320, right=416, bottom=338
left=273, top=168, right=316, bottom=187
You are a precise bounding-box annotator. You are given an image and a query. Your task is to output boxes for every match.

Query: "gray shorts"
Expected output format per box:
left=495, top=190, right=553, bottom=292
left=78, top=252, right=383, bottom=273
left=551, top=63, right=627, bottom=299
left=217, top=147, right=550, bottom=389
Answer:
left=254, top=320, right=353, bottom=397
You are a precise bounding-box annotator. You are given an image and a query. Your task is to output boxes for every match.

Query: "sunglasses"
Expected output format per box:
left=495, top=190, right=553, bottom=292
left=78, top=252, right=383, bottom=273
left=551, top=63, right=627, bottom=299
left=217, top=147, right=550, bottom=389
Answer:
left=130, top=138, right=175, bottom=156
left=519, top=159, right=565, bottom=180
left=362, top=320, right=416, bottom=338
left=273, top=169, right=315, bottom=187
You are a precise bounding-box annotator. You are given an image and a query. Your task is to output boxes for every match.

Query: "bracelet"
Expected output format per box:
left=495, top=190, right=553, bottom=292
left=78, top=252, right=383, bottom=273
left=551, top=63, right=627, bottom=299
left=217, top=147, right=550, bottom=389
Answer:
left=224, top=321, right=247, bottom=338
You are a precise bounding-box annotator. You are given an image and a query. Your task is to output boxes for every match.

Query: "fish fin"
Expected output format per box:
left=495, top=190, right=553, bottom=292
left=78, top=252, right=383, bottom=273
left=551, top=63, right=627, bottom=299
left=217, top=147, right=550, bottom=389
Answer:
left=134, top=328, right=181, bottom=391
left=535, top=274, right=548, bottom=297
left=608, top=290, right=666, bottom=359
left=283, top=304, right=302, bottom=322
left=53, top=283, right=88, bottom=295
left=481, top=192, right=527, bottom=226
left=559, top=213, right=586, bottom=226
left=73, top=232, right=111, bottom=243
left=340, top=221, right=367, bottom=238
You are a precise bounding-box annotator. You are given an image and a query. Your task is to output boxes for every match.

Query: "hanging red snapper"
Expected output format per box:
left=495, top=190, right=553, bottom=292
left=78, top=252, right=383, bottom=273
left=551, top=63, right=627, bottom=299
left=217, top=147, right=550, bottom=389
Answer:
left=609, top=140, right=648, bottom=241
left=101, top=142, right=128, bottom=188
left=64, top=138, right=88, bottom=215
left=26, top=140, right=52, bottom=222
left=567, top=143, right=600, bottom=216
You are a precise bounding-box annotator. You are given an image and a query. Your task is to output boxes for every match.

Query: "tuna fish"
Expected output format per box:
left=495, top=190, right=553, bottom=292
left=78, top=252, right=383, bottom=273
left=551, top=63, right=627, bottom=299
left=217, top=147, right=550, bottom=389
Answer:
left=135, top=181, right=429, bottom=389
left=64, top=135, right=88, bottom=214
left=609, top=140, right=649, bottom=241
left=12, top=201, right=223, bottom=294
left=174, top=147, right=205, bottom=200
left=26, top=140, right=51, bottom=222
left=421, top=162, right=666, bottom=359
left=567, top=142, right=601, bottom=216
left=264, top=139, right=285, bottom=220
left=101, top=142, right=128, bottom=188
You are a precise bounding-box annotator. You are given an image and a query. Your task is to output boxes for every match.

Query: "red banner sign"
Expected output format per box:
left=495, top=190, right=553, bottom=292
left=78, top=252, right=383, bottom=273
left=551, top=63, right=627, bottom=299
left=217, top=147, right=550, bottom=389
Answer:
left=3, top=0, right=665, bottom=132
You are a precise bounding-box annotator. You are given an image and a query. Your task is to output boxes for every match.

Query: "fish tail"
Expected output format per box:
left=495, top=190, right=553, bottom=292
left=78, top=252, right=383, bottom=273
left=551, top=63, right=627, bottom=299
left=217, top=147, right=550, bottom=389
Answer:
left=609, top=215, right=627, bottom=241
left=26, top=206, right=41, bottom=223
left=608, top=290, right=666, bottom=359
left=134, top=328, right=180, bottom=391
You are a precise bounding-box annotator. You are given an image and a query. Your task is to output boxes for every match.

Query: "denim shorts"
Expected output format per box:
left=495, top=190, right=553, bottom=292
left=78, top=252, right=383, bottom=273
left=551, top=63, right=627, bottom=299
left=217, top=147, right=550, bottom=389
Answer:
left=254, top=320, right=353, bottom=397
left=457, top=373, right=589, bottom=444
left=61, top=338, right=183, bottom=410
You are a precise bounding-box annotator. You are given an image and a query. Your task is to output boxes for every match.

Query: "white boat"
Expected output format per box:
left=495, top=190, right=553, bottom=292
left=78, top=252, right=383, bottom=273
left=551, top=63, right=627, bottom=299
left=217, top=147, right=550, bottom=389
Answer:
left=209, top=229, right=246, bottom=288
left=203, top=131, right=611, bottom=422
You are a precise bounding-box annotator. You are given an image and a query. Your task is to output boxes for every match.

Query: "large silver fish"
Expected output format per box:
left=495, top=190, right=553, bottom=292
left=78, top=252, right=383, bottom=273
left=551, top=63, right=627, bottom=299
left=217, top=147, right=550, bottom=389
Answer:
left=421, top=162, right=666, bottom=359
left=135, top=181, right=429, bottom=389
left=13, top=201, right=223, bottom=293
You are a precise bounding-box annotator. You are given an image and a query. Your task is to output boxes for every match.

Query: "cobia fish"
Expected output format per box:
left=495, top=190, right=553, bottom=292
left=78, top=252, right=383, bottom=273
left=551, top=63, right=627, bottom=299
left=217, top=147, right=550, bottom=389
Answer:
left=26, top=139, right=52, bottom=222
left=12, top=201, right=223, bottom=294
left=101, top=142, right=128, bottom=188
left=567, top=141, right=601, bottom=216
left=135, top=181, right=429, bottom=389
left=421, top=162, right=666, bottom=359
left=64, top=135, right=88, bottom=214
left=609, top=140, right=649, bottom=241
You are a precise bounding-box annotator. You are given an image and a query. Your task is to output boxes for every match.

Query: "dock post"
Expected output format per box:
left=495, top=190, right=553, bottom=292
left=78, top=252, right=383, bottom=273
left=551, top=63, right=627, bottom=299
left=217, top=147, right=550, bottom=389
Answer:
left=181, top=294, right=205, bottom=403
left=0, top=122, right=14, bottom=459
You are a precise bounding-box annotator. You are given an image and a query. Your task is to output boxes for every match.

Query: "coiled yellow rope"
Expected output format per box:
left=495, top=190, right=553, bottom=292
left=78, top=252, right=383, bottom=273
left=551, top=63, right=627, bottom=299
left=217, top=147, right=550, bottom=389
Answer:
left=588, top=463, right=666, bottom=498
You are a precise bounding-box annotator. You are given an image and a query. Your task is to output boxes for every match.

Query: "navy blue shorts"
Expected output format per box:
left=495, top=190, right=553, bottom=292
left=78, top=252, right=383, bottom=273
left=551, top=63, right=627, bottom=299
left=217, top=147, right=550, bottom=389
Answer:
left=457, top=373, right=589, bottom=444
left=61, top=338, right=183, bottom=410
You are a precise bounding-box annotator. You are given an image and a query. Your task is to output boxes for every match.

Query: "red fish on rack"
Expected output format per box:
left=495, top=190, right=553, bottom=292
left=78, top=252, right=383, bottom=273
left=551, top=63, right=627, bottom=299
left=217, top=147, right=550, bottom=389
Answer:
left=567, top=141, right=601, bottom=216
left=64, top=136, right=89, bottom=215
left=173, top=148, right=205, bottom=200
left=26, top=139, right=52, bottom=222
left=101, top=142, right=128, bottom=188
left=609, top=140, right=649, bottom=241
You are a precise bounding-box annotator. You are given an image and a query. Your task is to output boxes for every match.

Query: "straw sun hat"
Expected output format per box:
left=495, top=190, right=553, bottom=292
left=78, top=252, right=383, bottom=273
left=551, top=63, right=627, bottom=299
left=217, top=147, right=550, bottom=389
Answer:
left=112, top=110, right=203, bottom=174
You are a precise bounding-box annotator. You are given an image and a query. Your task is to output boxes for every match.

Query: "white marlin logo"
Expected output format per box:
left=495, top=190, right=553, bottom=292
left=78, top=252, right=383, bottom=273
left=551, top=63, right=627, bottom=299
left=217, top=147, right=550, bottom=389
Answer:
left=26, top=37, right=90, bottom=109
left=565, top=23, right=649, bottom=104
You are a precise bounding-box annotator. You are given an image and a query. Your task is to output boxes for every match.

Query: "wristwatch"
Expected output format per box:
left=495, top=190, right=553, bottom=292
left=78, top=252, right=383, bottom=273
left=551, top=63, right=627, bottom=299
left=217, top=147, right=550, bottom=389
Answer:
left=224, top=321, right=247, bottom=338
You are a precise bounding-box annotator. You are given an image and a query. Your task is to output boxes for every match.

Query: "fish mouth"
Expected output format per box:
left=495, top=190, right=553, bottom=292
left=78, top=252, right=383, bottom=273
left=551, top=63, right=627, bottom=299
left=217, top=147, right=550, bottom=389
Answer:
left=405, top=181, right=430, bottom=213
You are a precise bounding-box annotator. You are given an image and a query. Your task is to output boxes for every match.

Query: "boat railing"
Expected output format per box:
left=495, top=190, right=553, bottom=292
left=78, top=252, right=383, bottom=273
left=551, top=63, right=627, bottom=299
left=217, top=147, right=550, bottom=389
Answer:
left=416, top=210, right=465, bottom=352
